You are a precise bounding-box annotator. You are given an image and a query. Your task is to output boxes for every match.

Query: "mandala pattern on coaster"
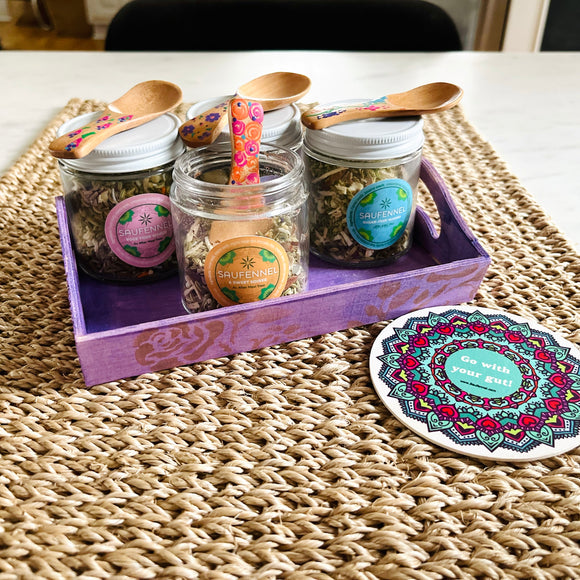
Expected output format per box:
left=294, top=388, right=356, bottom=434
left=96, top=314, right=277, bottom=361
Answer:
left=369, top=306, right=580, bottom=461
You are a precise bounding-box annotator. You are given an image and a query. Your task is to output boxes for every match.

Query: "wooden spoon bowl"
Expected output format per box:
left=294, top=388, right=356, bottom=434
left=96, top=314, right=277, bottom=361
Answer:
left=237, top=71, right=311, bottom=110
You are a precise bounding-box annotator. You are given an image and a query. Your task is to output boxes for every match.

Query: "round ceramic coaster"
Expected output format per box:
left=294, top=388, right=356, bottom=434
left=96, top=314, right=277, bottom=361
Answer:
left=369, top=306, right=580, bottom=461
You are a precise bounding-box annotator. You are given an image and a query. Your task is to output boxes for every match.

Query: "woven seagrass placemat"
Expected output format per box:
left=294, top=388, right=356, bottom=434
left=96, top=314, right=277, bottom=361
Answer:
left=1, top=98, right=580, bottom=579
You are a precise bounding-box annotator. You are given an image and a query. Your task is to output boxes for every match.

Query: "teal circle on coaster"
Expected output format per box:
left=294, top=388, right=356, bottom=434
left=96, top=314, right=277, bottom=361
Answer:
left=369, top=306, right=580, bottom=461
left=444, top=348, right=522, bottom=399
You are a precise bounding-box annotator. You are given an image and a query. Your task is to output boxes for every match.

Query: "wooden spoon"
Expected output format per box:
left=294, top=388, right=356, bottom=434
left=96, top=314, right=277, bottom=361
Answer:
left=301, top=82, right=463, bottom=130
left=179, top=71, right=311, bottom=148
left=208, top=98, right=270, bottom=244
left=49, top=80, right=183, bottom=159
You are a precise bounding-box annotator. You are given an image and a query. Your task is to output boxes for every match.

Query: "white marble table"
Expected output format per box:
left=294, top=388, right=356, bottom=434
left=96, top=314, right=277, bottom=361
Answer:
left=1, top=50, right=578, bottom=248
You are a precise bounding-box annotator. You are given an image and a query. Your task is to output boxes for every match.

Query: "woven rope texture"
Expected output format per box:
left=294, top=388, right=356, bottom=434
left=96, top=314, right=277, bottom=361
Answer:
left=1, top=99, right=580, bottom=579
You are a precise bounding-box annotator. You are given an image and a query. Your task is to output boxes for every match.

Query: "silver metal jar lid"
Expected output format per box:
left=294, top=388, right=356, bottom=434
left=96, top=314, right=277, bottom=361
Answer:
left=56, top=112, right=185, bottom=174
left=304, top=100, right=424, bottom=160
left=187, top=96, right=303, bottom=150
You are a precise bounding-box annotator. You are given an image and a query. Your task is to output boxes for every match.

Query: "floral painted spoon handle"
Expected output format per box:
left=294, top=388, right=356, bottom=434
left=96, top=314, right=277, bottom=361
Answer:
left=49, top=110, right=136, bottom=158
left=208, top=98, right=266, bottom=244
left=178, top=97, right=264, bottom=150
left=49, top=80, right=183, bottom=158
left=178, top=100, right=229, bottom=147
left=228, top=98, right=264, bottom=185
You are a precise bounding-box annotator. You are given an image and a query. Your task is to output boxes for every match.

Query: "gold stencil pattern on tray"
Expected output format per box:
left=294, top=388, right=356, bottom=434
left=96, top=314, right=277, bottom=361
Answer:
left=1, top=98, right=580, bottom=579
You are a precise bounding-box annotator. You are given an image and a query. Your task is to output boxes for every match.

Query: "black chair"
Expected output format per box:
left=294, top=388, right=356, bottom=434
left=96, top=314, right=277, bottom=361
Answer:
left=105, top=0, right=462, bottom=51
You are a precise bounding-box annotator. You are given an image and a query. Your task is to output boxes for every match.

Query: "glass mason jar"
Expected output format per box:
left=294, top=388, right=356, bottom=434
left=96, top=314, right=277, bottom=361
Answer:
left=171, top=143, right=309, bottom=313
left=57, top=112, right=185, bottom=283
left=303, top=109, right=424, bottom=268
left=186, top=96, right=303, bottom=153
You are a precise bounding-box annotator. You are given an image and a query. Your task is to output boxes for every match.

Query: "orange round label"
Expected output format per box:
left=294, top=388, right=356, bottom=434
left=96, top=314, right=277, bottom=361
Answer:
left=204, top=236, right=290, bottom=307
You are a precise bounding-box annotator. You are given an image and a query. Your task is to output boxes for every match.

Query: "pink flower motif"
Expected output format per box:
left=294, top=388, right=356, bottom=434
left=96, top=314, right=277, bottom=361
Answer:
left=545, top=397, right=564, bottom=411
left=469, top=321, right=489, bottom=334
left=65, top=137, right=83, bottom=152
left=476, top=416, right=501, bottom=432
left=410, top=381, right=429, bottom=396
left=401, top=355, right=420, bottom=369
left=245, top=172, right=260, bottom=184
left=234, top=150, right=247, bottom=166
left=249, top=102, right=264, bottom=123
left=245, top=139, right=259, bottom=156
left=437, top=404, right=459, bottom=420
left=518, top=414, right=540, bottom=429
left=232, top=119, right=246, bottom=135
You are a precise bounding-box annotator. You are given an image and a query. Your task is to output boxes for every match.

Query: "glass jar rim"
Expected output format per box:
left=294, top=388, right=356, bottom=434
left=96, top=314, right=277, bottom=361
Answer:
left=172, top=142, right=304, bottom=198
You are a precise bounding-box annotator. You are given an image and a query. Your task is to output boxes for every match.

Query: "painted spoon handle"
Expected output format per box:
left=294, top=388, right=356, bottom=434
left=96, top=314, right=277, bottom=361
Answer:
left=208, top=98, right=267, bottom=243
left=301, top=97, right=404, bottom=129
left=49, top=110, right=135, bottom=158
left=178, top=100, right=229, bottom=147
left=228, top=98, right=264, bottom=185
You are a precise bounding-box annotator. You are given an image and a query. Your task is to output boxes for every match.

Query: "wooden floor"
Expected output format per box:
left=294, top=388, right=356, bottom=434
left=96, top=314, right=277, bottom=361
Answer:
left=0, top=18, right=104, bottom=51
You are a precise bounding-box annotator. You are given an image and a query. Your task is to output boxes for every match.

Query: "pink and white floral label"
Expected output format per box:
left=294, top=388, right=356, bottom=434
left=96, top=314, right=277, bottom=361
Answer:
left=104, top=193, right=175, bottom=268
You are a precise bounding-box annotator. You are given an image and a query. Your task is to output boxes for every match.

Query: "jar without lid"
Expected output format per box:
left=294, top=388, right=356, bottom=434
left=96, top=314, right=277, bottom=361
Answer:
left=171, top=143, right=309, bottom=313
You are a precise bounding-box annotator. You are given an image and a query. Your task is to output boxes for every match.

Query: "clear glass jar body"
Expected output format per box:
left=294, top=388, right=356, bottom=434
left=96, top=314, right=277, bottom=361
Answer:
left=171, top=144, right=309, bottom=313
left=60, top=162, right=177, bottom=283
left=305, top=149, right=421, bottom=268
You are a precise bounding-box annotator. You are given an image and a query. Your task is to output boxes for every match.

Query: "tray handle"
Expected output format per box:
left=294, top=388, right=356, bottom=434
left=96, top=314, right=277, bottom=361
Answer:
left=416, top=158, right=486, bottom=260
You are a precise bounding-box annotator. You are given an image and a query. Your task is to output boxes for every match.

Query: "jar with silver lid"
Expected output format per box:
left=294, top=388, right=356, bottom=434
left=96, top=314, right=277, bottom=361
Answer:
left=56, top=112, right=185, bottom=283
left=303, top=107, right=424, bottom=267
left=186, top=96, right=303, bottom=153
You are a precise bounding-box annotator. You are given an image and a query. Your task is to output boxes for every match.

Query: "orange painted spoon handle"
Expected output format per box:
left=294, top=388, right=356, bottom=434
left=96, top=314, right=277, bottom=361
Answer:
left=228, top=98, right=264, bottom=185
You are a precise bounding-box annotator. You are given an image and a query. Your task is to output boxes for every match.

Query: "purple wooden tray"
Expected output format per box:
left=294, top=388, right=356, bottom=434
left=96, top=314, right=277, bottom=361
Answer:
left=56, top=159, right=490, bottom=386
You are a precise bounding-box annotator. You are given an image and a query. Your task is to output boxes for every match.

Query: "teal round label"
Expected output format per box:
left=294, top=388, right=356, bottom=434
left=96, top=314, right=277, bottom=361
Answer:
left=444, top=348, right=522, bottom=398
left=346, top=178, right=413, bottom=250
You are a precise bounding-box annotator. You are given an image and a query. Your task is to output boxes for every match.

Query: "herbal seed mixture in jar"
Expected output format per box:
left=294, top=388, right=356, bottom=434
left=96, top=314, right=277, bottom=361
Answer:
left=303, top=109, right=424, bottom=267
left=57, top=112, right=185, bottom=283
left=171, top=143, right=309, bottom=313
